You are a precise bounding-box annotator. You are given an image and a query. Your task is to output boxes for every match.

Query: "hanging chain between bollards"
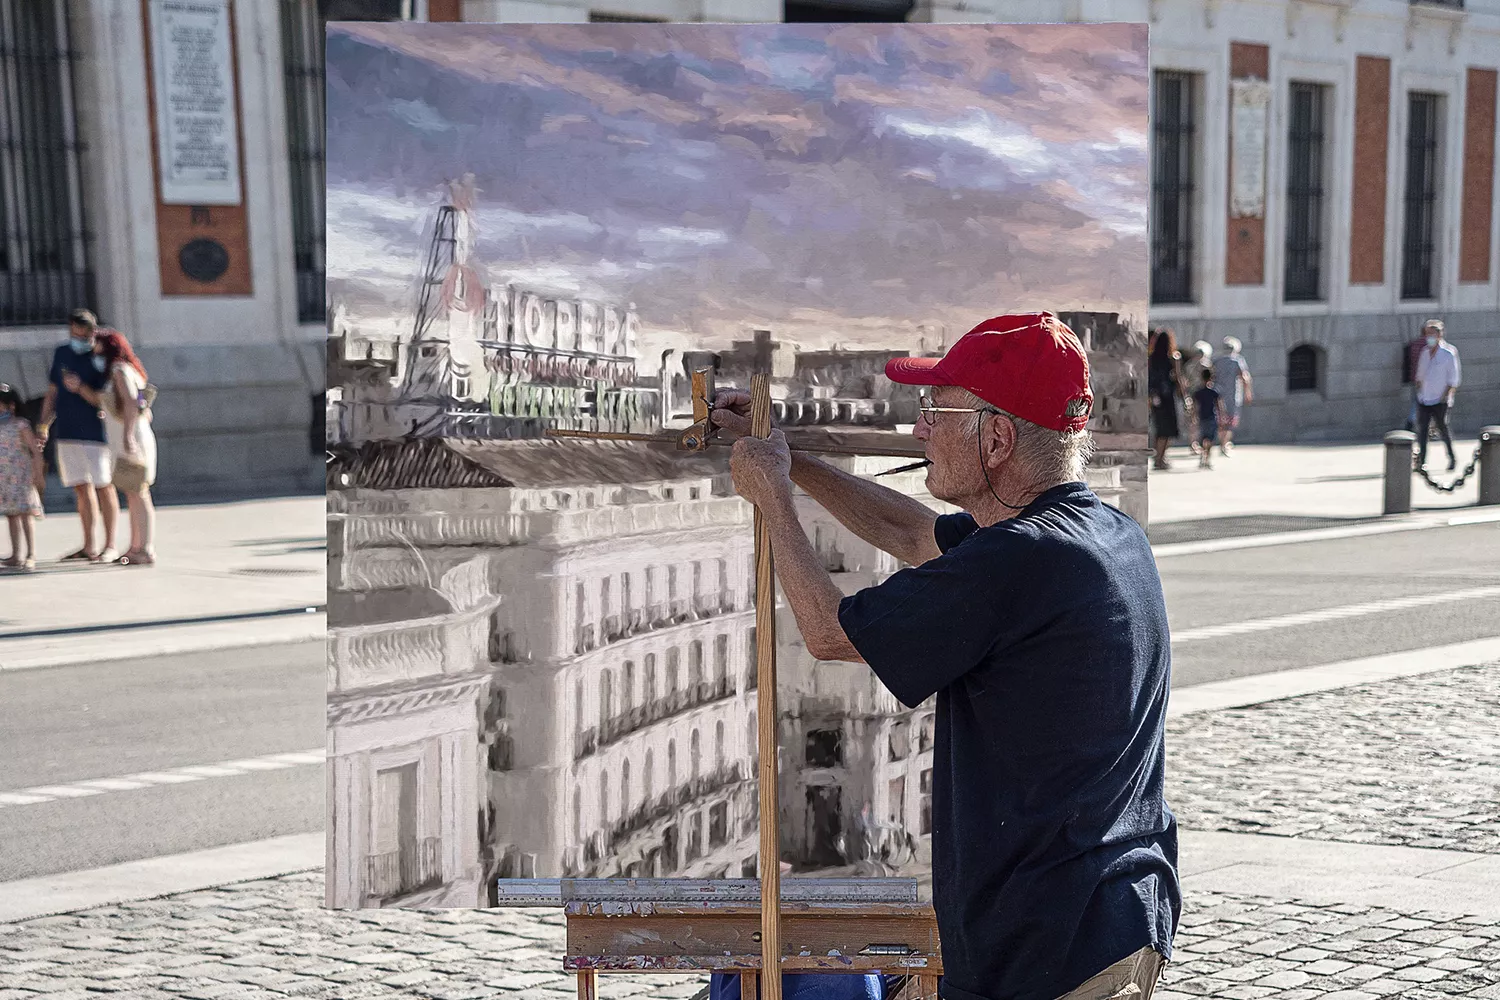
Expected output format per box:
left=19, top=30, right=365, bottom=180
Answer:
left=1414, top=440, right=1484, bottom=494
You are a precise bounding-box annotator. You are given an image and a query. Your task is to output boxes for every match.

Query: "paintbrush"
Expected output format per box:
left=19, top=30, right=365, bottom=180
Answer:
left=874, top=458, right=931, bottom=477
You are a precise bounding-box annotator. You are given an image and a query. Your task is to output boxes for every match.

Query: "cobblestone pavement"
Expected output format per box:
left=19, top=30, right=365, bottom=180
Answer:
left=1167, top=663, right=1500, bottom=854
left=3, top=876, right=1500, bottom=998
left=1159, top=891, right=1500, bottom=1000
left=0, top=872, right=708, bottom=1000
left=6, top=666, right=1500, bottom=998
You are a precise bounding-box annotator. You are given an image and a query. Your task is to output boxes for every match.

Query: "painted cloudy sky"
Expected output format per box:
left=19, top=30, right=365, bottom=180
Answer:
left=326, top=23, right=1148, bottom=353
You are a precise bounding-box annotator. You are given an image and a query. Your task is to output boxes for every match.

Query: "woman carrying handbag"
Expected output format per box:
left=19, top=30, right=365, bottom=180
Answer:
left=63, top=332, right=158, bottom=566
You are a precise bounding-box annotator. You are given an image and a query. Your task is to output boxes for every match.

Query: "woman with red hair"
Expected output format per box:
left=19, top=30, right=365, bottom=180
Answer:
left=63, top=331, right=157, bottom=565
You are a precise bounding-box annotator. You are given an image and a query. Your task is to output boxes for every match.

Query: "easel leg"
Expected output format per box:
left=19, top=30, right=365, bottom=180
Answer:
left=576, top=969, right=598, bottom=1000
left=739, top=970, right=759, bottom=1000
left=917, top=973, right=939, bottom=999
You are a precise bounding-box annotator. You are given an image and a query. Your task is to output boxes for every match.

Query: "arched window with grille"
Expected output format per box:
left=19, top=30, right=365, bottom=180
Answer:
left=690, top=729, right=701, bottom=779
left=645, top=654, right=657, bottom=705
left=715, top=720, right=725, bottom=772
left=1287, top=344, right=1321, bottom=392
left=643, top=749, right=654, bottom=803
left=599, top=770, right=610, bottom=826
left=621, top=759, right=631, bottom=818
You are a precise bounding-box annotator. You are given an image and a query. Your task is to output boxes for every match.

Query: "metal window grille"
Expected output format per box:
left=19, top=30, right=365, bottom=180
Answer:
left=1151, top=70, right=1196, bottom=305
left=1410, top=1, right=1463, bottom=9
left=783, top=0, right=914, bottom=21
left=589, top=12, right=668, bottom=21
left=282, top=0, right=406, bottom=324
left=1287, top=344, right=1320, bottom=392
left=1402, top=92, right=1442, bottom=300
left=280, top=0, right=325, bottom=323
left=1284, top=83, right=1327, bottom=302
left=0, top=0, right=92, bottom=326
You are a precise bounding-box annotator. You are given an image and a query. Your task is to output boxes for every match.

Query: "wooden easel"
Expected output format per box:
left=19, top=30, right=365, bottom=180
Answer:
left=496, top=878, right=940, bottom=999
left=502, top=374, right=943, bottom=998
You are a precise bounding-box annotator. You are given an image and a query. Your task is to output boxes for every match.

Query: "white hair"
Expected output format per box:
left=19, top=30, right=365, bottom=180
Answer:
left=955, top=388, right=1095, bottom=485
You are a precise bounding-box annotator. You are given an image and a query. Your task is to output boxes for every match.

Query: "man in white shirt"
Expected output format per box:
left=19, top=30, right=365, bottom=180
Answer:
left=1413, top=319, right=1461, bottom=471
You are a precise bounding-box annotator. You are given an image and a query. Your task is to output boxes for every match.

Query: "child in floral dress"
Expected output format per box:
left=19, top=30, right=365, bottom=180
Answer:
left=0, top=384, right=45, bottom=571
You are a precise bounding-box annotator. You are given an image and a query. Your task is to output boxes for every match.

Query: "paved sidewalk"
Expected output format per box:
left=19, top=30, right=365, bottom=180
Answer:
left=1149, top=437, right=1484, bottom=527
left=3, top=662, right=1499, bottom=999
left=0, top=496, right=326, bottom=670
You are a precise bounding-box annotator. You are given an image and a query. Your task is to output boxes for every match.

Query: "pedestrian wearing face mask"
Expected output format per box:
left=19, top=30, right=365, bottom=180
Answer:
left=36, top=309, right=120, bottom=563
left=1413, top=320, right=1461, bottom=472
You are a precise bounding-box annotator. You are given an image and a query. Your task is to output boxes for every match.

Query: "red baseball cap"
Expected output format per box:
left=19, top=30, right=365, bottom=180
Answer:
left=885, top=311, right=1093, bottom=433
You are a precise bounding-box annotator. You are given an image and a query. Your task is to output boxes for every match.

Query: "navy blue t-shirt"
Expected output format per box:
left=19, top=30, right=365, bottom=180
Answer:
left=48, top=344, right=108, bottom=443
left=837, top=483, right=1180, bottom=1000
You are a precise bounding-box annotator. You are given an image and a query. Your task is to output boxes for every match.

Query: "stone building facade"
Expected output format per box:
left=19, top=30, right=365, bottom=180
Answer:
left=0, top=0, right=340, bottom=499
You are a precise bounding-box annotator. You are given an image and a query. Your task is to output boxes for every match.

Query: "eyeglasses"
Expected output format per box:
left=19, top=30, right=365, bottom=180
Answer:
left=917, top=392, right=1000, bottom=425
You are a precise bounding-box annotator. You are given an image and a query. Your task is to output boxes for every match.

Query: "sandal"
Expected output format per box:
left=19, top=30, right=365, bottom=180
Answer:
left=1, top=556, right=19, bottom=569
left=119, top=551, right=155, bottom=567
left=92, top=548, right=119, bottom=564
left=60, top=548, right=94, bottom=561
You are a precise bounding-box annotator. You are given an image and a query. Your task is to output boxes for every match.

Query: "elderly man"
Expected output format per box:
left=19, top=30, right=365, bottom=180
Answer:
left=37, top=309, right=119, bottom=562
left=713, top=312, right=1179, bottom=1000
left=1413, top=320, right=1461, bottom=472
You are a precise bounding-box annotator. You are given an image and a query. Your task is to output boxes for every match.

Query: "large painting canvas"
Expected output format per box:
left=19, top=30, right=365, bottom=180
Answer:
left=324, top=21, right=1149, bottom=908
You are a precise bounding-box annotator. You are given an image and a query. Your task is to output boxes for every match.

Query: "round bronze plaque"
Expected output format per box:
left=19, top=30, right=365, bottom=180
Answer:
left=180, top=238, right=230, bottom=283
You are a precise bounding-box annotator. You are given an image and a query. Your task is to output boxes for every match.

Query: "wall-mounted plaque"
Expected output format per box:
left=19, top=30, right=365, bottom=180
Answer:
left=1230, top=78, right=1271, bottom=219
left=149, top=0, right=243, bottom=205
left=179, top=238, right=230, bottom=282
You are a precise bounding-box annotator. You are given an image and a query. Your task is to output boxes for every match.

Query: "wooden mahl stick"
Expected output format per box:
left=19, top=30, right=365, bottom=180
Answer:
left=749, top=372, right=782, bottom=1000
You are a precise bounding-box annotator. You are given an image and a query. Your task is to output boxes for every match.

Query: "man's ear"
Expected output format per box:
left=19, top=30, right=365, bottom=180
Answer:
left=982, top=413, right=1014, bottom=467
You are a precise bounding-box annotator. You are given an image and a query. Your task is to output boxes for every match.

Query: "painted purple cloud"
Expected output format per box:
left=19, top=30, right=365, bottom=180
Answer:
left=326, top=22, right=1148, bottom=352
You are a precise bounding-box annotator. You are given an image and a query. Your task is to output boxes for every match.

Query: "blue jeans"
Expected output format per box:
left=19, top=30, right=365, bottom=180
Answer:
left=709, top=972, right=890, bottom=1000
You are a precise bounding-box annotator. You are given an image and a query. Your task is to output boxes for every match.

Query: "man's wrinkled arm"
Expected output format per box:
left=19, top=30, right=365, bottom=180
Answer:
left=759, top=491, right=865, bottom=664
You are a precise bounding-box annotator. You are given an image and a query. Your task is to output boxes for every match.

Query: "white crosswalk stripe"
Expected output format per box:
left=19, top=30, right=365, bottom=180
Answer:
left=74, top=778, right=152, bottom=792
left=0, top=792, right=51, bottom=806
left=0, top=748, right=325, bottom=809
left=1173, top=585, right=1500, bottom=643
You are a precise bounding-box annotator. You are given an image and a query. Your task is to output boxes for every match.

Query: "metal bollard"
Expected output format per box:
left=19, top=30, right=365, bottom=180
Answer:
left=1383, top=430, right=1416, bottom=515
left=1480, top=425, right=1500, bottom=506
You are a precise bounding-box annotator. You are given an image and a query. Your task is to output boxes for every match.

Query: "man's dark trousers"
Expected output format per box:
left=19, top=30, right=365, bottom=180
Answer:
left=1416, top=401, right=1456, bottom=467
